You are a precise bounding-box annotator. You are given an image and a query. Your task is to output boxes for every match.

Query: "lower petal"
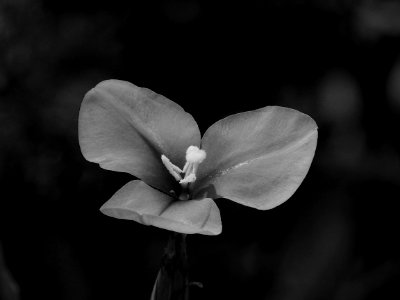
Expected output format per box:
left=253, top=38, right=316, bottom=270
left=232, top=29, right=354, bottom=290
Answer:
left=100, top=180, right=222, bottom=235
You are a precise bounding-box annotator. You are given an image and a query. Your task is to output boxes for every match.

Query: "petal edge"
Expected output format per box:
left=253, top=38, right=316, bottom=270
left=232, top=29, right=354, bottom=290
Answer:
left=78, top=80, right=201, bottom=192
left=193, top=106, right=317, bottom=210
left=100, top=180, right=222, bottom=235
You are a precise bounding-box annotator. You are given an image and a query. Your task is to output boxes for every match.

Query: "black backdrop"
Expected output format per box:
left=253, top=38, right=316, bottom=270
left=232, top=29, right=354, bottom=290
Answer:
left=1, top=0, right=400, bottom=299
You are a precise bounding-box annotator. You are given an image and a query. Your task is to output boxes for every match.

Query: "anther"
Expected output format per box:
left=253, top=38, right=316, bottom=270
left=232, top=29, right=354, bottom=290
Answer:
left=186, top=145, right=207, bottom=163
left=179, top=146, right=206, bottom=185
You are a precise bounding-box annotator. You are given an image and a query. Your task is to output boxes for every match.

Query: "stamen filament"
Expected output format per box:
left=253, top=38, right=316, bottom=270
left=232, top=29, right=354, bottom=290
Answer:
left=161, top=146, right=207, bottom=195
left=161, top=155, right=182, bottom=181
left=182, top=162, right=189, bottom=174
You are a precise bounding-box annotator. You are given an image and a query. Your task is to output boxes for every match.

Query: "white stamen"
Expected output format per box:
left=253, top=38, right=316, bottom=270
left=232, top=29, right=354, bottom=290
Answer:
left=182, top=161, right=190, bottom=174
left=179, top=173, right=196, bottom=184
left=186, top=146, right=206, bottom=163
left=161, top=155, right=182, bottom=181
left=171, top=163, right=183, bottom=173
left=160, top=146, right=207, bottom=188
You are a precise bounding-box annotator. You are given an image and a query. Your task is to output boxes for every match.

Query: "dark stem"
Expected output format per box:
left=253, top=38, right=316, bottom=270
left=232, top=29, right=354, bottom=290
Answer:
left=151, top=233, right=189, bottom=300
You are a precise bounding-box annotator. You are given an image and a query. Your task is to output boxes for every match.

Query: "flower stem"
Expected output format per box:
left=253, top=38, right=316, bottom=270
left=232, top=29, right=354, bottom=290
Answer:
left=151, top=233, right=189, bottom=300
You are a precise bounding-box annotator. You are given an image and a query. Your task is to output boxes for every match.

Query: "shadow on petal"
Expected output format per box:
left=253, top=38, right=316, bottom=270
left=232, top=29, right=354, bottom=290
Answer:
left=100, top=180, right=221, bottom=235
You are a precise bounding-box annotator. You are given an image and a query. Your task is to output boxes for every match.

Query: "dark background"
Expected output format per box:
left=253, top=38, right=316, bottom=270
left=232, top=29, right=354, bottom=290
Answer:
left=1, top=0, right=400, bottom=299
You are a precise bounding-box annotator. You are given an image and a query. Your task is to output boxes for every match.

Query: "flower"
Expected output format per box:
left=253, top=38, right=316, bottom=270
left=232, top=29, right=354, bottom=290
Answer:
left=78, top=80, right=318, bottom=235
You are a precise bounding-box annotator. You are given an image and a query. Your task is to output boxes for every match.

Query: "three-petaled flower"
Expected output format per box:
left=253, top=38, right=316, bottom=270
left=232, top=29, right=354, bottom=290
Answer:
left=78, top=80, right=318, bottom=235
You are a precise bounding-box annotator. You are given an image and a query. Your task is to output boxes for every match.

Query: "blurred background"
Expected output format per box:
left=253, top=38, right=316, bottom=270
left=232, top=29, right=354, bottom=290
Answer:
left=1, top=0, right=400, bottom=299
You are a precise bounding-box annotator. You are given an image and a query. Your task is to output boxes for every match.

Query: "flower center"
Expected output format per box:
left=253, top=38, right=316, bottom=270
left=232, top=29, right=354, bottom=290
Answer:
left=161, top=146, right=206, bottom=188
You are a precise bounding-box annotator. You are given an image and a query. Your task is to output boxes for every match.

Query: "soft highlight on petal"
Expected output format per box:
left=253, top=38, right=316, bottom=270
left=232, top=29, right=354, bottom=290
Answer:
left=78, top=80, right=201, bottom=192
left=100, top=180, right=222, bottom=235
left=192, top=106, right=318, bottom=210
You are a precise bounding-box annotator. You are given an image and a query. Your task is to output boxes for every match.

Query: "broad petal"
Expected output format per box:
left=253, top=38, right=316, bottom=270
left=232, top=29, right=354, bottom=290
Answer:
left=100, top=180, right=222, bottom=235
left=192, top=106, right=317, bottom=210
left=78, top=80, right=201, bottom=192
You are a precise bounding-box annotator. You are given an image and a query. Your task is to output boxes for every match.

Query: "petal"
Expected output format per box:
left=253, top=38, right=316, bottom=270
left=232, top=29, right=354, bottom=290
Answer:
left=78, top=80, right=201, bottom=192
left=192, top=106, right=317, bottom=210
left=100, top=180, right=222, bottom=235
